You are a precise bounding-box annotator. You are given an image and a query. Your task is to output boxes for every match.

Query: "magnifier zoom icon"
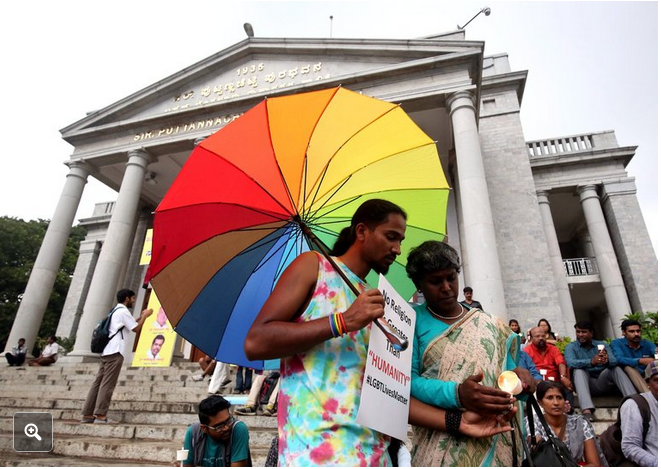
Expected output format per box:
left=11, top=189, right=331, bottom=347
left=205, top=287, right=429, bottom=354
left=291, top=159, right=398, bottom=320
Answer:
left=24, top=423, right=42, bottom=441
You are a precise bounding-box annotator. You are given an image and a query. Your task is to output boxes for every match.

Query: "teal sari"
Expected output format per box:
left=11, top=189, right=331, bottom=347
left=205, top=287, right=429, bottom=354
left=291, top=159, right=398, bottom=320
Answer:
left=411, top=307, right=522, bottom=467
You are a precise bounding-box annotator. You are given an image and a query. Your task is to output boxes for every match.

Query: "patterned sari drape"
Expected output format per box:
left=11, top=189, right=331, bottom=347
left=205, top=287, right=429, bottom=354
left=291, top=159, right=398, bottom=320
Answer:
left=411, top=309, right=522, bottom=467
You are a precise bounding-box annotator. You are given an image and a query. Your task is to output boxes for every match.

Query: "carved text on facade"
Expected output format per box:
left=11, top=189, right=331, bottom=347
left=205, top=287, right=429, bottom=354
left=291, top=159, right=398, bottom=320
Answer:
left=133, top=113, right=243, bottom=142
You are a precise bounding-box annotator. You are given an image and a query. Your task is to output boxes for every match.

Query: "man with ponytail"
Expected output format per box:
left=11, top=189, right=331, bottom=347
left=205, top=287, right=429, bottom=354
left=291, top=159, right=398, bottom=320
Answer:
left=245, top=199, right=407, bottom=466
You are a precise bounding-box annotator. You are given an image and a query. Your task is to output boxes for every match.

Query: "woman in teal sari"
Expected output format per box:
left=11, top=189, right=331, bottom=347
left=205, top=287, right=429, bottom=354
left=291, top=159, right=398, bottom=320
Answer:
left=406, top=241, right=533, bottom=466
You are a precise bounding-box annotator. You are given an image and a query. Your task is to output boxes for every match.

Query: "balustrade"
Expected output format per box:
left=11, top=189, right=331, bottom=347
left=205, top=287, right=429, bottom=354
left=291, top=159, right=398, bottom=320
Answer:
left=563, top=257, right=598, bottom=276
left=528, top=133, right=594, bottom=157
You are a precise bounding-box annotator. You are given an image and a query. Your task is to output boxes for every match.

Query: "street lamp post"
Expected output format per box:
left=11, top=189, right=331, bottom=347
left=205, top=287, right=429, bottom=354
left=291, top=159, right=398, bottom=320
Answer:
left=457, top=7, right=491, bottom=30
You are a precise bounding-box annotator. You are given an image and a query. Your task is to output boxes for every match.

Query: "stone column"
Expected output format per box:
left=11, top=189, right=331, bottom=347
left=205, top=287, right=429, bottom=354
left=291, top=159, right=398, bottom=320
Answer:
left=123, top=209, right=152, bottom=293
left=578, top=185, right=631, bottom=336
left=69, top=149, right=155, bottom=357
left=4, top=161, right=90, bottom=354
left=601, top=180, right=658, bottom=313
left=447, top=91, right=507, bottom=316
left=537, top=190, right=576, bottom=332
left=55, top=239, right=101, bottom=338
left=577, top=229, right=596, bottom=259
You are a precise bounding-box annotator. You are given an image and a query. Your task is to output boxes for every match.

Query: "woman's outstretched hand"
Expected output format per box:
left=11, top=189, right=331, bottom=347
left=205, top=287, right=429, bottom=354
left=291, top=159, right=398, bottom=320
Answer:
left=458, top=372, right=515, bottom=414
left=460, top=407, right=516, bottom=438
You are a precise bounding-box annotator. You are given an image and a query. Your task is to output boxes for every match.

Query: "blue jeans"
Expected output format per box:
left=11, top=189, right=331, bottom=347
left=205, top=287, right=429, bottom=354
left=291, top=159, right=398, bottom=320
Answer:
left=235, top=367, right=253, bottom=393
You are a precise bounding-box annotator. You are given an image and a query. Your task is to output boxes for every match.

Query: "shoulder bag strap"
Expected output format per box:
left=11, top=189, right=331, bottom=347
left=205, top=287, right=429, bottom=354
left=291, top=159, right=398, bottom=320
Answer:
left=514, top=416, right=535, bottom=467
left=107, top=306, right=125, bottom=340
left=527, top=398, right=567, bottom=456
left=190, top=423, right=206, bottom=467
left=629, top=394, right=652, bottom=440
left=528, top=398, right=556, bottom=440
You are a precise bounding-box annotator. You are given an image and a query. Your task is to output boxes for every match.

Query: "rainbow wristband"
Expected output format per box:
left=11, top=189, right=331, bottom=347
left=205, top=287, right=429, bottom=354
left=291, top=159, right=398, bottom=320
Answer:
left=338, top=313, right=347, bottom=336
left=329, top=314, right=340, bottom=338
left=333, top=313, right=342, bottom=337
left=329, top=313, right=347, bottom=338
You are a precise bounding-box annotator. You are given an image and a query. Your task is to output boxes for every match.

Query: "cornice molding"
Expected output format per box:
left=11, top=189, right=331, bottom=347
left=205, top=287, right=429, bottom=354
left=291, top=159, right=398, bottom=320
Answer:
left=60, top=38, right=485, bottom=139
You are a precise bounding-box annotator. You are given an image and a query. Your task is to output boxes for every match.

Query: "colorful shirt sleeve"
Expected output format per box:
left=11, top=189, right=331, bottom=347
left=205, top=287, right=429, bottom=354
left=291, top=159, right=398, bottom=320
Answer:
left=230, top=421, right=250, bottom=463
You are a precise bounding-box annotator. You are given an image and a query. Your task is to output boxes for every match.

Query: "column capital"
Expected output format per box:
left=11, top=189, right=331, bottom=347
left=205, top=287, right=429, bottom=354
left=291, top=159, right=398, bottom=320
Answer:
left=447, top=90, right=477, bottom=117
left=64, top=160, right=92, bottom=181
left=536, top=190, right=550, bottom=204
left=127, top=148, right=157, bottom=168
left=577, top=184, right=599, bottom=202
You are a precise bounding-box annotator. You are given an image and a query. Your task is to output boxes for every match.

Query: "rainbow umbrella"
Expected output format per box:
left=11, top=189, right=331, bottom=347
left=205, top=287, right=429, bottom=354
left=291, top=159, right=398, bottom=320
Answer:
left=147, top=87, right=449, bottom=368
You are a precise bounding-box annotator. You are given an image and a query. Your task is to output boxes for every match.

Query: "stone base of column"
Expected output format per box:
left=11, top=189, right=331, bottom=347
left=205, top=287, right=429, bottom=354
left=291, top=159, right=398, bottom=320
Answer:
left=58, top=353, right=101, bottom=364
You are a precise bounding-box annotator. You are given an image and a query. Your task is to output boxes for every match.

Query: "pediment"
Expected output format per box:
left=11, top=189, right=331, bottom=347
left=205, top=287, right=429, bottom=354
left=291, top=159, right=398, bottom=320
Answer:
left=61, top=37, right=483, bottom=139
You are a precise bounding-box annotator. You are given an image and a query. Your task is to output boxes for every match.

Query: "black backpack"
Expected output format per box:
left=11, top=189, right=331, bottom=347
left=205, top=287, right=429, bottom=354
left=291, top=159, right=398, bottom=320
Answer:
left=90, top=306, right=124, bottom=353
left=599, top=394, right=651, bottom=467
left=259, top=372, right=280, bottom=405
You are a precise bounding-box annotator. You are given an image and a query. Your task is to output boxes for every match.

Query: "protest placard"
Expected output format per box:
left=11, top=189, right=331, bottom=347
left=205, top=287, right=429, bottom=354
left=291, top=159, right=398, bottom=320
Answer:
left=356, top=274, right=416, bottom=441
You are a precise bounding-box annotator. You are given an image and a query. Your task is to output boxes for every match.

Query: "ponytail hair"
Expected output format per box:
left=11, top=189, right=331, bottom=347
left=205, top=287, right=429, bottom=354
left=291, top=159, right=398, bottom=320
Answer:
left=330, top=227, right=354, bottom=256
left=329, top=199, right=407, bottom=256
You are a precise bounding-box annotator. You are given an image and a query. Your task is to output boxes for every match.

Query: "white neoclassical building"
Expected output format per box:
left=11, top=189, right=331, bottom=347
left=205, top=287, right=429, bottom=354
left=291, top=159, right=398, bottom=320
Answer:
left=5, top=30, right=657, bottom=360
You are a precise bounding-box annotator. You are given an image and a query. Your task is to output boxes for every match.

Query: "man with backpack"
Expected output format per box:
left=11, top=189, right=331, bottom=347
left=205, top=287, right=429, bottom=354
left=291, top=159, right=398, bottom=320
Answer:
left=182, top=395, right=251, bottom=466
left=620, top=360, right=658, bottom=466
left=601, top=360, right=658, bottom=467
left=81, top=289, right=152, bottom=424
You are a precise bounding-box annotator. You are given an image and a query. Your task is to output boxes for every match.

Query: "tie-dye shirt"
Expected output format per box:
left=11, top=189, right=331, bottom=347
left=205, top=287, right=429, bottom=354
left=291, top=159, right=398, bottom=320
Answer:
left=278, top=252, right=391, bottom=467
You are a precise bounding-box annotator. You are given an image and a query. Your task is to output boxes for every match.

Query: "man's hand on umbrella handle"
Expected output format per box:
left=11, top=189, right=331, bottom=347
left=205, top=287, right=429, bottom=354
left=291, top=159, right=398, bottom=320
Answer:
left=343, top=289, right=384, bottom=332
left=141, top=308, right=154, bottom=319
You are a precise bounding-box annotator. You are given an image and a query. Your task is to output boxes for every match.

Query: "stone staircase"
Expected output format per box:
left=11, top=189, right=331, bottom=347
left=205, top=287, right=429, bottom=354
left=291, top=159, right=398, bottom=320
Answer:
left=0, top=362, right=623, bottom=466
left=590, top=396, right=620, bottom=436
left=0, top=362, right=277, bottom=466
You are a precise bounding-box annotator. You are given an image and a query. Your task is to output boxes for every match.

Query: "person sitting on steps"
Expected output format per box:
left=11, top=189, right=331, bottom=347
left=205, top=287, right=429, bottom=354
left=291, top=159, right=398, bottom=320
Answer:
left=192, top=355, right=216, bottom=382
left=182, top=395, right=251, bottom=467
left=235, top=371, right=280, bottom=417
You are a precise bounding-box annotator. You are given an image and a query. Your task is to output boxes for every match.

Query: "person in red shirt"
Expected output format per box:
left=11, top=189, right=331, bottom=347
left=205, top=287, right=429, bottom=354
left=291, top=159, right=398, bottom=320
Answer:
left=525, top=326, right=574, bottom=413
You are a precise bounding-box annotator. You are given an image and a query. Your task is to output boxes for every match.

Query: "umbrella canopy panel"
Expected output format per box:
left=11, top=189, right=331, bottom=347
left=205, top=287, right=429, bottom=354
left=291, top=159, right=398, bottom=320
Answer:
left=148, top=86, right=450, bottom=368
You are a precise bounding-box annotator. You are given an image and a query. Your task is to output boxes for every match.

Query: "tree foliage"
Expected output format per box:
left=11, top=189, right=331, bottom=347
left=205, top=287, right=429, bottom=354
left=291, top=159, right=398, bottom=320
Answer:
left=0, top=217, right=86, bottom=351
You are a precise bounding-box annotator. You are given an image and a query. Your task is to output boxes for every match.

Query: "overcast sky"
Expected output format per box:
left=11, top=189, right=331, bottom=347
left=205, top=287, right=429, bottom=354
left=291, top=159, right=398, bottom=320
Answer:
left=0, top=1, right=657, bottom=253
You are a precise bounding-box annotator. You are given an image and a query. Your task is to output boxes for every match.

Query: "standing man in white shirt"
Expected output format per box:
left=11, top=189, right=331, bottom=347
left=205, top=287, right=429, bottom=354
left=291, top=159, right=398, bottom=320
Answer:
left=81, top=289, right=152, bottom=424
left=27, top=335, right=59, bottom=366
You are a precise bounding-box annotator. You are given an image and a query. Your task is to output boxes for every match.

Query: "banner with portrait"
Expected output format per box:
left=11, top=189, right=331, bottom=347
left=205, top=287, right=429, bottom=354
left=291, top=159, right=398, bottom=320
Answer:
left=139, top=229, right=153, bottom=266
left=131, top=291, right=176, bottom=367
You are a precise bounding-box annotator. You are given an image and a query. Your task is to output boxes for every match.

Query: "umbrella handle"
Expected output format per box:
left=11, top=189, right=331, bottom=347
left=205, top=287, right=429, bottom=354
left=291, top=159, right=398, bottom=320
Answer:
left=371, top=317, right=409, bottom=352
left=300, top=220, right=409, bottom=351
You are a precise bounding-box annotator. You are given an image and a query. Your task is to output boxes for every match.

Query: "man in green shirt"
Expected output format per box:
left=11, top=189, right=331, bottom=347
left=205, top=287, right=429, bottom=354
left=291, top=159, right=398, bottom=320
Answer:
left=183, top=395, right=250, bottom=467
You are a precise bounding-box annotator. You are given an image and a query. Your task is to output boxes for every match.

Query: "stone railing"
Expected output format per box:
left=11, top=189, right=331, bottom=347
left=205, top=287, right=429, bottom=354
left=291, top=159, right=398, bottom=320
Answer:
left=92, top=201, right=115, bottom=217
left=563, top=257, right=598, bottom=277
left=527, top=130, right=619, bottom=158
left=528, top=133, right=593, bottom=157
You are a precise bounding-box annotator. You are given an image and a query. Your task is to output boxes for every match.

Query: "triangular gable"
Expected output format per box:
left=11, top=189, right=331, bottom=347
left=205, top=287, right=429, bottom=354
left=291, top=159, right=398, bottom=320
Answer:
left=61, top=37, right=483, bottom=138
